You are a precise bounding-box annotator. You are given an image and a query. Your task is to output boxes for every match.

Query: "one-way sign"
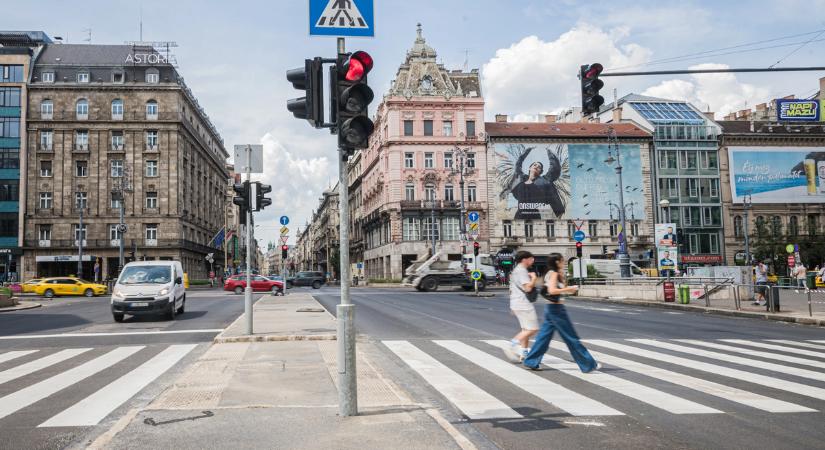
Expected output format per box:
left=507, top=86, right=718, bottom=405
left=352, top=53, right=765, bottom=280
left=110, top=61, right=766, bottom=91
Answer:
left=309, top=0, right=374, bottom=37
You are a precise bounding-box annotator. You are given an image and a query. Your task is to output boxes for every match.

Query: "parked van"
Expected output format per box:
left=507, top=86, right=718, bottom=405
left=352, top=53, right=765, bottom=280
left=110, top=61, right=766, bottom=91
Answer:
left=110, top=260, right=186, bottom=322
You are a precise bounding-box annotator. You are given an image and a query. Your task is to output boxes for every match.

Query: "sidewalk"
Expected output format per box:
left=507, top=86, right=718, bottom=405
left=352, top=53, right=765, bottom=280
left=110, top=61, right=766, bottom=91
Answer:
left=87, top=293, right=475, bottom=450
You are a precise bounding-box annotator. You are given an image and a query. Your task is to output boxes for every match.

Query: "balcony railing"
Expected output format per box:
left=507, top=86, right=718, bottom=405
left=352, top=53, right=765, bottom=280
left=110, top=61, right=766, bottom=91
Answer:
left=38, top=143, right=53, bottom=152
left=399, top=200, right=464, bottom=209
left=36, top=111, right=183, bottom=122
left=24, top=238, right=224, bottom=254
left=73, top=143, right=89, bottom=152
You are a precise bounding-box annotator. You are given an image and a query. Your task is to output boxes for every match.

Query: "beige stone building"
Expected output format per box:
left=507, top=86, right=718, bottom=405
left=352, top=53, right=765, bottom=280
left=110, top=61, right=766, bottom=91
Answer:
left=24, top=43, right=228, bottom=280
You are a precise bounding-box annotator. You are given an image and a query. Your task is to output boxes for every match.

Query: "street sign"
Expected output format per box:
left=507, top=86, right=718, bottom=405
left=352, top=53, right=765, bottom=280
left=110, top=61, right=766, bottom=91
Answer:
left=280, top=216, right=289, bottom=226
left=468, top=211, right=480, bottom=223
left=279, top=236, right=289, bottom=245
left=233, top=145, right=264, bottom=174
left=468, top=222, right=479, bottom=232
left=786, top=244, right=795, bottom=254
left=280, top=226, right=289, bottom=235
left=309, top=0, right=374, bottom=37
left=573, top=230, right=586, bottom=242
left=470, top=270, right=482, bottom=281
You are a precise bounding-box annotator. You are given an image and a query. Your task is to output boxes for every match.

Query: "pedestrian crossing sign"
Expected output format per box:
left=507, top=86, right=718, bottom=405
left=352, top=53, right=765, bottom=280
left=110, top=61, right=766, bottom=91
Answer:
left=309, top=0, right=374, bottom=37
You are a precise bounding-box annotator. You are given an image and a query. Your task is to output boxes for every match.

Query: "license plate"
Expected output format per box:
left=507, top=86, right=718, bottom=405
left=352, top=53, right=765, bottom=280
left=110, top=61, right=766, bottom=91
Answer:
left=130, top=302, right=149, bottom=307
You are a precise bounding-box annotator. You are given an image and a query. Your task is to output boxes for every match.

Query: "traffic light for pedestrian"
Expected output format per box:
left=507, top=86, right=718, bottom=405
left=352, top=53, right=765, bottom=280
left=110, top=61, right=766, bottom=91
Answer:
left=576, top=241, right=583, bottom=257
left=281, top=245, right=288, bottom=259
left=233, top=181, right=250, bottom=225
left=333, top=50, right=374, bottom=158
left=473, top=241, right=480, bottom=257
left=286, top=57, right=324, bottom=128
left=579, top=63, right=604, bottom=115
left=255, top=182, right=272, bottom=211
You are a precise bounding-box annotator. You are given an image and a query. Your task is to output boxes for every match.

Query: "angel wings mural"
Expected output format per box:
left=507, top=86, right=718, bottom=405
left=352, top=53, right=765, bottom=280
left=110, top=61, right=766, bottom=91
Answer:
left=496, top=144, right=571, bottom=219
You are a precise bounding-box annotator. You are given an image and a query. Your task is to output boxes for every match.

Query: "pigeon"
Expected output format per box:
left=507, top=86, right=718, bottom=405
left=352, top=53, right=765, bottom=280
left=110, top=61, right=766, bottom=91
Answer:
left=583, top=194, right=588, bottom=198
left=583, top=203, right=590, bottom=207
left=577, top=163, right=585, bottom=168
left=585, top=211, right=591, bottom=215
left=586, top=168, right=593, bottom=172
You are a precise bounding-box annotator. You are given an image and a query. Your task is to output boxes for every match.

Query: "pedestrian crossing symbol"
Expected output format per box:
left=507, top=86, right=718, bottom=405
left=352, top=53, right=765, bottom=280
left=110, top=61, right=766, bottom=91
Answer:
left=309, top=0, right=374, bottom=37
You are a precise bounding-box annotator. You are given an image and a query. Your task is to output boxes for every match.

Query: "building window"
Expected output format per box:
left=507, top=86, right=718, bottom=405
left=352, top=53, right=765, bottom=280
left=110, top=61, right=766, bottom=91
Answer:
left=111, top=131, right=124, bottom=150
left=404, top=152, right=414, bottom=168
left=112, top=71, right=124, bottom=83
left=631, top=222, right=640, bottom=236
left=709, top=179, right=719, bottom=198
left=73, top=224, right=87, bottom=242
left=75, top=192, right=88, bottom=209
left=568, top=221, right=576, bottom=237
left=39, top=130, right=53, bottom=150
left=688, top=178, right=698, bottom=197
left=771, top=216, right=782, bottom=237
left=423, top=120, right=433, bottom=136
left=659, top=151, right=677, bottom=169
left=75, top=130, right=89, bottom=150
left=146, top=100, right=158, bottom=119
left=689, top=234, right=698, bottom=254
left=466, top=153, right=475, bottom=168
left=77, top=72, right=90, bottom=83
left=145, top=224, right=158, bottom=240
left=467, top=185, right=477, bottom=202
left=734, top=215, right=743, bottom=237
left=466, top=120, right=476, bottom=137
left=40, top=99, right=53, bottom=118
left=524, top=220, right=534, bottom=238
left=422, top=217, right=439, bottom=241
left=146, top=69, right=159, bottom=84
left=0, top=88, right=20, bottom=108
left=808, top=214, right=819, bottom=236
left=0, top=148, right=18, bottom=169
left=545, top=220, right=555, bottom=237
left=667, top=178, right=678, bottom=198
left=109, top=224, right=121, bottom=241
left=40, top=160, right=52, bottom=177
left=146, top=192, right=158, bottom=209
left=789, top=216, right=799, bottom=236
left=424, top=152, right=434, bottom=168
left=588, top=220, right=598, bottom=237
left=0, top=118, right=19, bottom=138
left=680, top=151, right=697, bottom=169
left=709, top=234, right=719, bottom=254
left=444, top=184, right=454, bottom=201
left=38, top=192, right=52, bottom=209
left=41, top=71, right=54, bottom=83
left=111, top=99, right=124, bottom=119
left=700, top=151, right=718, bottom=169
left=111, top=160, right=124, bottom=177
left=146, top=160, right=158, bottom=177
left=402, top=217, right=420, bottom=241
left=503, top=220, right=512, bottom=237
left=609, top=222, right=619, bottom=237
left=75, top=160, right=88, bottom=177
left=444, top=152, right=453, bottom=169
left=442, top=121, right=453, bottom=136
left=403, top=120, right=413, bottom=136
left=756, top=216, right=765, bottom=237
left=38, top=225, right=51, bottom=241
left=702, top=207, right=713, bottom=225
left=111, top=192, right=122, bottom=209
left=146, top=130, right=158, bottom=148
left=0, top=65, right=23, bottom=82
left=405, top=183, right=415, bottom=201
left=442, top=217, right=459, bottom=240
left=76, top=99, right=88, bottom=119
left=424, top=183, right=436, bottom=201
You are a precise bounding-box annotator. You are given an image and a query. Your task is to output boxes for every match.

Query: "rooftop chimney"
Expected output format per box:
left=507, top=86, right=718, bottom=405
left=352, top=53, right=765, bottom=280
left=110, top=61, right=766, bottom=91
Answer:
left=819, top=77, right=825, bottom=102
left=612, top=106, right=623, bottom=123
left=545, top=114, right=557, bottom=123
left=495, top=114, right=508, bottom=123
left=755, top=103, right=767, bottom=111
left=703, top=111, right=715, bottom=120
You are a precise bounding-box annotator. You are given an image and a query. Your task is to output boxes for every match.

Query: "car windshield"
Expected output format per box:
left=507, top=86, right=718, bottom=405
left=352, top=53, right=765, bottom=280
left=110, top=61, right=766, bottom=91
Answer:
left=118, top=266, right=172, bottom=284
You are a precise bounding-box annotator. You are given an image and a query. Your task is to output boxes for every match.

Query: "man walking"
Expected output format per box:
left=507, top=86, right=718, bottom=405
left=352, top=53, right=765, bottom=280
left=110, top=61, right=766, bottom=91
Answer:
left=793, top=263, right=808, bottom=289
left=503, top=251, right=539, bottom=362
left=753, top=260, right=768, bottom=306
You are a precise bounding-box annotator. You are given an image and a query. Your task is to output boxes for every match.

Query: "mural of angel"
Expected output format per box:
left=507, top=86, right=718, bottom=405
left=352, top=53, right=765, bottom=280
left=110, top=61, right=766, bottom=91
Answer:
left=496, top=144, right=571, bottom=219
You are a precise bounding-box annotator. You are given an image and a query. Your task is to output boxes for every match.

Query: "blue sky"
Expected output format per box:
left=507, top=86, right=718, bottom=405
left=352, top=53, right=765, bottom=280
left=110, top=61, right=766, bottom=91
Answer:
left=7, top=0, right=825, bottom=247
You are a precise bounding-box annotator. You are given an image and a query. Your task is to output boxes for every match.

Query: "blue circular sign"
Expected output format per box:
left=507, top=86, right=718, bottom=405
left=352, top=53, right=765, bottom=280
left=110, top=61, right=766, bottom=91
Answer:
left=470, top=270, right=482, bottom=281
left=280, top=216, right=289, bottom=226
left=468, top=211, right=480, bottom=222
left=573, top=230, right=586, bottom=242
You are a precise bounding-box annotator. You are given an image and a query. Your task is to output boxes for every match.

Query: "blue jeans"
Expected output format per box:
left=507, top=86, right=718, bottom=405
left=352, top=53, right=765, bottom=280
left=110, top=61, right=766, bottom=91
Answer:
left=523, top=303, right=597, bottom=372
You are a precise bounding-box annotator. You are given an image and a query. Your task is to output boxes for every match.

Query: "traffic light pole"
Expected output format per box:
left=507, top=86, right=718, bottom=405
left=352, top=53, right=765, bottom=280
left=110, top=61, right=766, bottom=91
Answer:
left=244, top=145, right=254, bottom=335
left=336, top=36, right=357, bottom=418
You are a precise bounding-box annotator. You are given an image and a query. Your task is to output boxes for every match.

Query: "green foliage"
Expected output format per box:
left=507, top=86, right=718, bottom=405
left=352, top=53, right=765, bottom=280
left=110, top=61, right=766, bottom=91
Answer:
left=0, top=287, right=11, bottom=297
left=368, top=278, right=402, bottom=284
left=189, top=279, right=213, bottom=285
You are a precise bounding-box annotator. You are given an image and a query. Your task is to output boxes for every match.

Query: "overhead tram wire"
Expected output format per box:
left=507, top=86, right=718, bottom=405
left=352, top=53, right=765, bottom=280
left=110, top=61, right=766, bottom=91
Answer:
left=769, top=28, right=825, bottom=68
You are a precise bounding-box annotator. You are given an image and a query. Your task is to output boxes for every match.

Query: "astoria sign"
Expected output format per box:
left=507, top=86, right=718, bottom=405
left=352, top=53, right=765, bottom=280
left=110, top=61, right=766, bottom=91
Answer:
left=124, top=52, right=175, bottom=65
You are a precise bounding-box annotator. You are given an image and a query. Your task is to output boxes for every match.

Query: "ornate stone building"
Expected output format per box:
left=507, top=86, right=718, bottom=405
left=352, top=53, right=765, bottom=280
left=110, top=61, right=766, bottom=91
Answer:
left=360, top=25, right=488, bottom=280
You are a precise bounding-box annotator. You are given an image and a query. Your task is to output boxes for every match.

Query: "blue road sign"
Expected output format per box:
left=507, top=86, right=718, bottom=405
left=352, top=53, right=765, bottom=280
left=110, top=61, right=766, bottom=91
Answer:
left=309, top=0, right=374, bottom=37
left=573, top=230, right=586, bottom=242
left=470, top=270, right=482, bottom=281
left=280, top=216, right=289, bottom=226
left=468, top=211, right=480, bottom=223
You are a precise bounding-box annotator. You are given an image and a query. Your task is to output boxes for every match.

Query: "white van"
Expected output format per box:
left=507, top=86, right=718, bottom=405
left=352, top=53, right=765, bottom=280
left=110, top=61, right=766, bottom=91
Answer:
left=110, top=260, right=186, bottom=322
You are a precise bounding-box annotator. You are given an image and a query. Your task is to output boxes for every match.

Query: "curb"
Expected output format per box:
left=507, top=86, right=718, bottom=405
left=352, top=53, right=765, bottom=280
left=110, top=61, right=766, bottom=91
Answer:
left=460, top=293, right=497, bottom=298
left=214, top=334, right=337, bottom=343
left=0, top=301, right=42, bottom=312
left=576, top=296, right=825, bottom=327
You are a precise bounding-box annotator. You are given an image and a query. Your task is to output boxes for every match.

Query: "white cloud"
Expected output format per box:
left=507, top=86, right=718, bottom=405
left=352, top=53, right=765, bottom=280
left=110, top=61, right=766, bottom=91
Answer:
left=482, top=23, right=652, bottom=115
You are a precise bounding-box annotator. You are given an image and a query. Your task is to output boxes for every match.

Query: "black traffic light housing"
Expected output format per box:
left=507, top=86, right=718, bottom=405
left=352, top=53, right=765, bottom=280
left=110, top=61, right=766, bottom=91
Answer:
left=255, top=182, right=272, bottom=211
left=233, top=181, right=250, bottom=225
left=333, top=51, right=374, bottom=159
left=576, top=241, right=583, bottom=257
left=287, top=58, right=324, bottom=128
left=281, top=245, right=288, bottom=259
left=473, top=241, right=480, bottom=256
left=580, top=63, right=605, bottom=115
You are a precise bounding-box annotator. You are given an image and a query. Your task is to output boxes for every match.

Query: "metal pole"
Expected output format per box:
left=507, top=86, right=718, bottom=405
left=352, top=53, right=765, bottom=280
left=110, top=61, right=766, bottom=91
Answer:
left=77, top=202, right=83, bottom=278
left=244, top=145, right=253, bottom=335
left=458, top=148, right=467, bottom=258
left=808, top=289, right=813, bottom=317
left=614, top=139, right=630, bottom=278
left=743, top=194, right=751, bottom=266
left=336, top=36, right=357, bottom=418
left=430, top=196, right=436, bottom=255
left=118, top=202, right=125, bottom=273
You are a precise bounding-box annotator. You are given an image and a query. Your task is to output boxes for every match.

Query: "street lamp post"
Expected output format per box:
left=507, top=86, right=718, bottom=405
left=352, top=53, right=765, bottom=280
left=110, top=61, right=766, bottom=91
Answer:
left=606, top=128, right=630, bottom=278
left=743, top=193, right=752, bottom=265
left=429, top=192, right=437, bottom=255
left=76, top=194, right=84, bottom=279
left=451, top=146, right=471, bottom=257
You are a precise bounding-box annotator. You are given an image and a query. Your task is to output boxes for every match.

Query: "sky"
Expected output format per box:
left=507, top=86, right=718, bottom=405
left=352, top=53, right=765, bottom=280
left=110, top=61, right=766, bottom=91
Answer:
left=7, top=0, right=825, bottom=248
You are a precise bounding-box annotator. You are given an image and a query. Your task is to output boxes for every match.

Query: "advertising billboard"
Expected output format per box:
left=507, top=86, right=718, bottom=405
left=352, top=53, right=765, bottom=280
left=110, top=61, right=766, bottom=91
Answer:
left=776, top=99, right=820, bottom=122
left=494, top=143, right=646, bottom=220
left=655, top=223, right=677, bottom=247
left=657, top=247, right=678, bottom=275
left=728, top=147, right=825, bottom=203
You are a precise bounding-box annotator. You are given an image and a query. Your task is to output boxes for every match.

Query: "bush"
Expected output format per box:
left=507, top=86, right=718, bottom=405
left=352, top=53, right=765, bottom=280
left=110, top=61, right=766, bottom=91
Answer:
left=368, top=278, right=402, bottom=284
left=0, top=287, right=11, bottom=297
left=189, top=279, right=213, bottom=286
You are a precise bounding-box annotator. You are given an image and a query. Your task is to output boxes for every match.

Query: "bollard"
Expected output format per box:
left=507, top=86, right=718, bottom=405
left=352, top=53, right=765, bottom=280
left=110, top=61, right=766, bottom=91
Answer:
left=808, top=289, right=813, bottom=317
left=732, top=285, right=740, bottom=311
left=704, top=285, right=710, bottom=307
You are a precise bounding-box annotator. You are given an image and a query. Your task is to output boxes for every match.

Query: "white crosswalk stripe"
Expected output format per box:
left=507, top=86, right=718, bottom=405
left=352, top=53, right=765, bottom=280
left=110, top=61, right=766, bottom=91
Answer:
left=681, top=339, right=825, bottom=368
left=768, top=340, right=825, bottom=352
left=0, top=350, right=38, bottom=365
left=725, top=340, right=825, bottom=359
left=0, top=348, right=92, bottom=386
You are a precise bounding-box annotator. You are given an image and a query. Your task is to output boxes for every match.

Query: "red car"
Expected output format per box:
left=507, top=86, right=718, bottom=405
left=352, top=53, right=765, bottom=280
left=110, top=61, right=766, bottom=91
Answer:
left=224, top=275, right=284, bottom=295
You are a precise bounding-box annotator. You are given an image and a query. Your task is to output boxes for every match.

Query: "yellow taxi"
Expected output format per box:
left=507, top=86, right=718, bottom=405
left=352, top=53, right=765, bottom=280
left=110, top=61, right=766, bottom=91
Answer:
left=32, top=277, right=108, bottom=298
left=21, top=278, right=43, bottom=293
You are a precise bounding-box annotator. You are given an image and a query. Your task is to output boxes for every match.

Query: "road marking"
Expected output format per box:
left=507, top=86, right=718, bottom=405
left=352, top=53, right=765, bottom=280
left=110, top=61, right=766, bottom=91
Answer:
left=40, top=344, right=197, bottom=427
left=442, top=340, right=621, bottom=416
left=587, top=340, right=825, bottom=401
left=723, top=339, right=825, bottom=359
left=681, top=340, right=825, bottom=369
left=556, top=342, right=814, bottom=413
left=0, top=348, right=92, bottom=385
left=769, top=340, right=825, bottom=352
left=0, top=329, right=223, bottom=340
left=0, top=346, right=143, bottom=420
left=383, top=340, right=521, bottom=420
left=484, top=340, right=708, bottom=414
left=632, top=339, right=825, bottom=383
left=0, top=350, right=38, bottom=365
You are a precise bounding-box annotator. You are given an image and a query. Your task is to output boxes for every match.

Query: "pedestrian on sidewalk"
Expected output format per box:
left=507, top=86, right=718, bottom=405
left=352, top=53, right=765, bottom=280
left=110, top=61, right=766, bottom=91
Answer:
left=793, top=263, right=808, bottom=289
left=753, top=260, right=768, bottom=305
left=503, top=251, right=540, bottom=362
left=523, top=253, right=600, bottom=373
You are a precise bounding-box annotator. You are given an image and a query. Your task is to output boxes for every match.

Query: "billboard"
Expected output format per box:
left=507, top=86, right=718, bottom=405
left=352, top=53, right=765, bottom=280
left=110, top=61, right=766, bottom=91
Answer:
left=655, top=223, right=677, bottom=247
left=494, top=143, right=646, bottom=220
left=728, top=147, right=825, bottom=203
left=776, top=99, right=820, bottom=122
left=657, top=247, right=678, bottom=274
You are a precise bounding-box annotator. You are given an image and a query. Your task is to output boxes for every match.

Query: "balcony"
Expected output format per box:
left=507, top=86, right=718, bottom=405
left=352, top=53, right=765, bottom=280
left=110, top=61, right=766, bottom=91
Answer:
left=145, top=239, right=158, bottom=247
left=110, top=144, right=125, bottom=152
left=41, top=112, right=53, bottom=120
left=399, top=200, right=464, bottom=210
left=112, top=113, right=123, bottom=121
left=38, top=239, right=50, bottom=247
left=73, top=143, right=89, bottom=152
left=145, top=144, right=159, bottom=152
left=38, top=143, right=53, bottom=152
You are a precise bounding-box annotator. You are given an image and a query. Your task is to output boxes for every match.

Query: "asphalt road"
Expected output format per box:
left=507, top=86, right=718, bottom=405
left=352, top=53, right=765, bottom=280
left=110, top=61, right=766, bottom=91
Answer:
left=0, top=288, right=252, bottom=450
left=314, top=286, right=825, bottom=450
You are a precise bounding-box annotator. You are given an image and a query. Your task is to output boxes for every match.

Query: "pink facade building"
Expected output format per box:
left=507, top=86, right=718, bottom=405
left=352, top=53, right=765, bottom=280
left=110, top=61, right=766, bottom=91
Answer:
left=360, top=25, right=488, bottom=279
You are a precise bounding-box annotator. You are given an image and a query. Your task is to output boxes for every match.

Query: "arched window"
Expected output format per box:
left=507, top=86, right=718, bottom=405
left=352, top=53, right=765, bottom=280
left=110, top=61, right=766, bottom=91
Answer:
left=111, top=99, right=123, bottom=119
left=771, top=216, right=782, bottom=237
left=146, top=100, right=158, bottom=119
left=76, top=99, right=88, bottom=119
left=755, top=216, right=765, bottom=237
left=145, top=68, right=159, bottom=84
left=733, top=215, right=743, bottom=237
left=40, top=99, right=53, bottom=119
left=789, top=216, right=798, bottom=236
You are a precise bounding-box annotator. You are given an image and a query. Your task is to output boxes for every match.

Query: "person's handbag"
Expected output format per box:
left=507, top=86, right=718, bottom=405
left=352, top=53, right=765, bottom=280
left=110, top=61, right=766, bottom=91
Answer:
left=517, top=282, right=539, bottom=303
left=539, top=285, right=561, bottom=303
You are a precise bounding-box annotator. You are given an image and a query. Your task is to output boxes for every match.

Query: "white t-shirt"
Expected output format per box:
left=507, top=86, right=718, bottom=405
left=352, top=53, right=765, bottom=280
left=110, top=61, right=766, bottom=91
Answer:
left=509, top=265, right=534, bottom=311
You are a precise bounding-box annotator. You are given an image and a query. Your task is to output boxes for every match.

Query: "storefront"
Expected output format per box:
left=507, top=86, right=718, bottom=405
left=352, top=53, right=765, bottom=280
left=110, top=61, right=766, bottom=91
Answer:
left=35, top=254, right=99, bottom=279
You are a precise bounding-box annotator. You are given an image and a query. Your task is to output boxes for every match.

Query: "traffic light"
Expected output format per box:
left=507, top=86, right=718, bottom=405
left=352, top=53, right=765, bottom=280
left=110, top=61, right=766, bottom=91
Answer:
left=255, top=182, right=272, bottom=211
left=579, top=63, right=604, bottom=115
left=576, top=241, right=583, bottom=257
left=281, top=245, right=288, bottom=259
left=286, top=57, right=324, bottom=128
left=333, top=50, right=374, bottom=158
left=233, top=181, right=250, bottom=225
left=473, top=241, right=480, bottom=256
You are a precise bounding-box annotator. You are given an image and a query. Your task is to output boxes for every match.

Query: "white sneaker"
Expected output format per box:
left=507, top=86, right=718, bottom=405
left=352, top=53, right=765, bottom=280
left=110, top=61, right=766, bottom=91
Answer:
left=503, top=341, right=521, bottom=363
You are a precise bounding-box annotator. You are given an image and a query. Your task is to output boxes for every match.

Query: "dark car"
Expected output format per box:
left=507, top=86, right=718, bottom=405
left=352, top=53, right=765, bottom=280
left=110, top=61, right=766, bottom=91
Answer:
left=224, top=275, right=284, bottom=295
left=287, top=271, right=325, bottom=289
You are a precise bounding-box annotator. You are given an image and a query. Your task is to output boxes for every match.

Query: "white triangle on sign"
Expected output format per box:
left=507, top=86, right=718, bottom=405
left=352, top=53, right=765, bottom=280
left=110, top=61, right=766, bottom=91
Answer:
left=316, top=0, right=368, bottom=28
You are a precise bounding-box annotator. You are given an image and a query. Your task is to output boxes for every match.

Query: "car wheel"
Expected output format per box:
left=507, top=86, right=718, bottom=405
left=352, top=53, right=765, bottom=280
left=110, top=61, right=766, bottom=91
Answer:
left=312, top=280, right=322, bottom=289
left=113, top=313, right=124, bottom=322
left=177, top=297, right=185, bottom=314
left=477, top=278, right=487, bottom=291
left=234, top=286, right=243, bottom=295
left=421, top=277, right=438, bottom=292
left=44, top=289, right=55, bottom=298
left=167, top=302, right=177, bottom=320
left=84, top=288, right=94, bottom=297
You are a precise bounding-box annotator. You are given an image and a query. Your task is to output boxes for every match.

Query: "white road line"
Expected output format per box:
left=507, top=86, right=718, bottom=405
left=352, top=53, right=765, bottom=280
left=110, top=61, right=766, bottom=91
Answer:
left=723, top=340, right=825, bottom=359
left=0, top=350, right=38, bottom=365
left=553, top=342, right=814, bottom=413
left=587, top=340, right=825, bottom=402
left=632, top=339, right=825, bottom=383
left=383, top=340, right=521, bottom=420
left=0, top=348, right=92, bottom=385
left=687, top=340, right=825, bottom=368
left=442, top=341, right=621, bottom=416
left=483, top=340, right=711, bottom=415
left=813, top=341, right=825, bottom=344
left=769, top=340, right=825, bottom=352
left=0, top=329, right=223, bottom=340
left=0, top=346, right=143, bottom=420
left=40, top=344, right=197, bottom=427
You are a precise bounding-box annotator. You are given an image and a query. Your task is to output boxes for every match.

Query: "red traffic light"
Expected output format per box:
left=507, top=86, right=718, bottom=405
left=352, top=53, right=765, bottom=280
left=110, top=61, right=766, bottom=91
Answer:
left=473, top=242, right=480, bottom=248
left=583, top=63, right=603, bottom=79
left=575, top=242, right=583, bottom=248
left=281, top=245, right=288, bottom=251
left=343, top=51, right=373, bottom=81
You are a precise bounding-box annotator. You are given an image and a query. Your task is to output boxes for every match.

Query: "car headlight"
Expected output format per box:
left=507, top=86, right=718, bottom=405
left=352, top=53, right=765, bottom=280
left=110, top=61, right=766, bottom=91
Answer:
left=159, top=288, right=170, bottom=296
left=112, top=289, right=125, bottom=299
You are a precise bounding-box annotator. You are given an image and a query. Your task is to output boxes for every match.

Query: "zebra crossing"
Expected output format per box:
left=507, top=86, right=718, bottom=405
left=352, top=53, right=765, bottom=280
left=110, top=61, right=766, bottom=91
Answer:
left=384, top=338, right=825, bottom=420
left=0, top=344, right=196, bottom=427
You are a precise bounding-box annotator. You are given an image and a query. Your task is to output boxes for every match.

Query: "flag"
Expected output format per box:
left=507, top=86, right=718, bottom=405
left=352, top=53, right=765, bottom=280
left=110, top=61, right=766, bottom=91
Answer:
left=209, top=227, right=225, bottom=248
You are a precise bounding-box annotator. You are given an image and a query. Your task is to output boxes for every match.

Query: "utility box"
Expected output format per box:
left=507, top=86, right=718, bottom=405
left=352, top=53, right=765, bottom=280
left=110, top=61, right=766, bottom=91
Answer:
left=663, top=281, right=676, bottom=302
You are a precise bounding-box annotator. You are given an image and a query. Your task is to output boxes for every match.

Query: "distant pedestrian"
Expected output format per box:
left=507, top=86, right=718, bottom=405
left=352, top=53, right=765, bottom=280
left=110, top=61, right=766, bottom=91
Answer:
left=523, top=253, right=600, bottom=373
left=753, top=260, right=768, bottom=305
left=503, top=251, right=539, bottom=362
left=793, top=263, right=808, bottom=289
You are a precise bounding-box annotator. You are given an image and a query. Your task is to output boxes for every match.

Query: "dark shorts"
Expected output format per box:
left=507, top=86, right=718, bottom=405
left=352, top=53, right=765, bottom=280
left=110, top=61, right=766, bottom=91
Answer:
left=756, top=281, right=768, bottom=294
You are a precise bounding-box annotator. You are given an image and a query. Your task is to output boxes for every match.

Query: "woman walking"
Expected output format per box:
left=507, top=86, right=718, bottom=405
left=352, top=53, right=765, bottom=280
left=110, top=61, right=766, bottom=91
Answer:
left=504, top=251, right=540, bottom=362
left=523, top=253, right=600, bottom=373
